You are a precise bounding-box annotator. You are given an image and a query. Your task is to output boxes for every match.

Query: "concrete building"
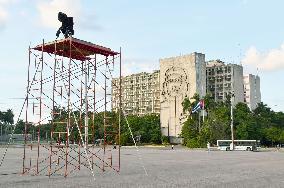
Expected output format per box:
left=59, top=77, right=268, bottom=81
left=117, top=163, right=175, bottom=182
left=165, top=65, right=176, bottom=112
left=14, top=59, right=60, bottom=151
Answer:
left=206, top=60, right=244, bottom=105
left=243, top=74, right=261, bottom=110
left=111, top=55, right=261, bottom=143
left=160, top=53, right=206, bottom=143
left=112, top=70, right=160, bottom=116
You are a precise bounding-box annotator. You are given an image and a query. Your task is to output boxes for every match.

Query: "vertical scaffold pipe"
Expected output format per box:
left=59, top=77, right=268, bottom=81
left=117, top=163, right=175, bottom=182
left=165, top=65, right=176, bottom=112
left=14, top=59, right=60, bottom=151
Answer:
left=79, top=75, right=83, bottom=170
left=65, top=37, right=72, bottom=177
left=37, top=39, right=44, bottom=175
left=119, top=47, right=121, bottom=172
left=92, top=54, right=97, bottom=145
left=23, top=46, right=31, bottom=174
left=84, top=60, right=88, bottom=147
left=91, top=55, right=97, bottom=170
left=49, top=40, right=57, bottom=177
left=103, top=56, right=108, bottom=171
left=36, top=39, right=44, bottom=175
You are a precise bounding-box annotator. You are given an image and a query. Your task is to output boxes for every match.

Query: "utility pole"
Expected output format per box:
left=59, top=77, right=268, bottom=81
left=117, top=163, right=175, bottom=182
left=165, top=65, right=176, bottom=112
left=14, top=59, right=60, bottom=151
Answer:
left=201, top=86, right=205, bottom=122
left=198, top=111, right=201, bottom=133
left=230, top=93, right=235, bottom=150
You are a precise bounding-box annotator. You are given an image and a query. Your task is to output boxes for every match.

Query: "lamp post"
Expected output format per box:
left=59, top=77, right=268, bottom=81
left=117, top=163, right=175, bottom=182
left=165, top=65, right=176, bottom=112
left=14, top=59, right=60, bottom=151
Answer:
left=230, top=93, right=235, bottom=151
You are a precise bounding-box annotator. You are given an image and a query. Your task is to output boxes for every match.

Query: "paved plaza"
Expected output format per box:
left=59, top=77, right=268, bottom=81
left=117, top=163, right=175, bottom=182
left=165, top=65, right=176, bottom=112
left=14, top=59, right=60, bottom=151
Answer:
left=0, top=146, right=284, bottom=188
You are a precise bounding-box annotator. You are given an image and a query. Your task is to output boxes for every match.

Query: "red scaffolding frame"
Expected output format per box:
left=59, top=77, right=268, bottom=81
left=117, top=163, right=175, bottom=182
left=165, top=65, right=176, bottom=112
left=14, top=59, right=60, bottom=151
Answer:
left=22, top=37, right=121, bottom=177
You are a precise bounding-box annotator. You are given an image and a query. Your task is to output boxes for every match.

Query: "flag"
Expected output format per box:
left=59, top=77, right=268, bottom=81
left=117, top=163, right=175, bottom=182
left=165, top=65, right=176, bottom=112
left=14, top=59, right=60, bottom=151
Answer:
left=191, top=100, right=204, bottom=113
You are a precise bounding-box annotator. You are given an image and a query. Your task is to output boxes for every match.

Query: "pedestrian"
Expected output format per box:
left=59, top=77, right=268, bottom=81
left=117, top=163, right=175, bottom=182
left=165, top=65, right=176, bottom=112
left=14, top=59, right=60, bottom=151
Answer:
left=171, top=144, right=174, bottom=150
left=207, top=142, right=210, bottom=153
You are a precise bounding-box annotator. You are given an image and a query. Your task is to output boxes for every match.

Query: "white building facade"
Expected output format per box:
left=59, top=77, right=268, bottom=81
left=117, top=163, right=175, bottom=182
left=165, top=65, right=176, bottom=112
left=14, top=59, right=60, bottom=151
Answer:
left=243, top=74, right=261, bottom=110
left=112, top=71, right=160, bottom=116
left=159, top=53, right=206, bottom=143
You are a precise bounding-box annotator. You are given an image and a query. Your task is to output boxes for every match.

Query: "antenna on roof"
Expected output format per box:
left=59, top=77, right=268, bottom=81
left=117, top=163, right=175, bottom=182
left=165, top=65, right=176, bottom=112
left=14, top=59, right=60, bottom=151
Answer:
left=238, top=43, right=242, bottom=66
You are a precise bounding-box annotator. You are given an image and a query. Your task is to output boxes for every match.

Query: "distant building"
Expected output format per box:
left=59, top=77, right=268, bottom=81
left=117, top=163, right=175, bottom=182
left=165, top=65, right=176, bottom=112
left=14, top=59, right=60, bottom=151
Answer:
left=206, top=60, right=244, bottom=105
left=111, top=70, right=160, bottom=116
left=160, top=53, right=206, bottom=143
left=243, top=74, right=261, bottom=110
left=111, top=54, right=261, bottom=143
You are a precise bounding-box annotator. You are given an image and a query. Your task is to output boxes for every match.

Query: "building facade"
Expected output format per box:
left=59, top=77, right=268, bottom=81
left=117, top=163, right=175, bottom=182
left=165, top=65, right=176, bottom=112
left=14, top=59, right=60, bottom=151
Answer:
left=112, top=70, right=160, bottom=116
left=160, top=53, right=206, bottom=142
left=243, top=74, right=261, bottom=110
left=206, top=60, right=244, bottom=105
left=111, top=54, right=261, bottom=143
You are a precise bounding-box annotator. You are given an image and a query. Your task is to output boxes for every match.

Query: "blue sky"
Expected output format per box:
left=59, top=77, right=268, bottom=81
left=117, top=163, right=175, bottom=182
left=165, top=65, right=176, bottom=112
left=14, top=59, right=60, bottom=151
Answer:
left=0, top=0, right=284, bottom=119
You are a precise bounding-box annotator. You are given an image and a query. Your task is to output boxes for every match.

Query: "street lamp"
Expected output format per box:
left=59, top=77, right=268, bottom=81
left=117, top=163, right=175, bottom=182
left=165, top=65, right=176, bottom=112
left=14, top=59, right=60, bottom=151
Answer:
left=230, top=93, right=235, bottom=151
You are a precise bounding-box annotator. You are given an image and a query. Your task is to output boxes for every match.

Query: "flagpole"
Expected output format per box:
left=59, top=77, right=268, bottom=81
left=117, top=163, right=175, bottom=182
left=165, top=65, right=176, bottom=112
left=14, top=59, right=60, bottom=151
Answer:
left=201, top=86, right=205, bottom=122
left=198, top=111, right=201, bottom=133
left=202, top=99, right=205, bottom=122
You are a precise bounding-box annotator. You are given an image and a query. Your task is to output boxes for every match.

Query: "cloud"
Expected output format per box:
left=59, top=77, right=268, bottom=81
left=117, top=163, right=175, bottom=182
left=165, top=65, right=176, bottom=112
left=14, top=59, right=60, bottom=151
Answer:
left=0, top=0, right=10, bottom=4
left=0, top=7, right=7, bottom=28
left=0, top=0, right=25, bottom=30
left=79, top=12, right=103, bottom=31
left=242, top=43, right=284, bottom=72
left=37, top=0, right=82, bottom=29
left=241, top=0, right=248, bottom=5
left=122, top=58, right=159, bottom=76
left=0, top=1, right=9, bottom=29
left=36, top=0, right=102, bottom=31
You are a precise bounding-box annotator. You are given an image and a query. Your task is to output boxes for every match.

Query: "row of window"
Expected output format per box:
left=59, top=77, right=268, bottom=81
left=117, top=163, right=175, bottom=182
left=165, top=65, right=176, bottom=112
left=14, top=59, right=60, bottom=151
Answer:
left=208, top=83, right=232, bottom=88
left=207, top=66, right=232, bottom=73
left=123, top=75, right=159, bottom=82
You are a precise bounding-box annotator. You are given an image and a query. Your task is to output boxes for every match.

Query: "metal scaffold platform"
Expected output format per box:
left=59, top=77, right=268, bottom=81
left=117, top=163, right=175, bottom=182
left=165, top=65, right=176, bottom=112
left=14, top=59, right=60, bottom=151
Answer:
left=22, top=37, right=122, bottom=177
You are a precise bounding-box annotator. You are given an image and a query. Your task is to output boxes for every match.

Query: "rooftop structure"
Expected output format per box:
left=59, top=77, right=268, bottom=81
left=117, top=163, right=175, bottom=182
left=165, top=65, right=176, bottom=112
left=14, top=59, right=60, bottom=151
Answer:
left=33, top=37, right=119, bottom=61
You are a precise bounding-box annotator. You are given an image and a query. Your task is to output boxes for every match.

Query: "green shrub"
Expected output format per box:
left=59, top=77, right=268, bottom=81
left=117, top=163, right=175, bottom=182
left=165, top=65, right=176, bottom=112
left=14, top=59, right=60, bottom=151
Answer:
left=120, top=133, right=130, bottom=146
left=186, top=138, right=200, bottom=148
left=161, top=135, right=169, bottom=145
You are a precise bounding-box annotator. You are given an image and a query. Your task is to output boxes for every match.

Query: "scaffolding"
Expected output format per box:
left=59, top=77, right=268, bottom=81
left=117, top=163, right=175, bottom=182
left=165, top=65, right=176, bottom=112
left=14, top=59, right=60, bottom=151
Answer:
left=22, top=37, right=121, bottom=177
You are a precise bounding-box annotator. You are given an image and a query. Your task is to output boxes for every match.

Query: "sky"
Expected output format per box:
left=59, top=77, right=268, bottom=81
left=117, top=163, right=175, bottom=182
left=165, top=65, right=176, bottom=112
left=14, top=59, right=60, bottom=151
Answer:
left=0, top=0, right=284, bottom=121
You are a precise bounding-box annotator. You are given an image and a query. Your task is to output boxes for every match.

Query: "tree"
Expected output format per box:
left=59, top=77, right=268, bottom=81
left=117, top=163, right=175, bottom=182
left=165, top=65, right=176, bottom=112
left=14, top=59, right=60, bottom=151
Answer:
left=0, top=109, right=14, bottom=125
left=204, top=93, right=216, bottom=115
left=191, top=93, right=200, bottom=102
left=120, top=114, right=161, bottom=145
left=182, top=93, right=235, bottom=147
left=204, top=104, right=231, bottom=143
left=14, top=120, right=25, bottom=134
left=233, top=103, right=262, bottom=140
left=181, top=117, right=200, bottom=147
left=182, top=97, right=191, bottom=113
left=265, top=127, right=281, bottom=146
